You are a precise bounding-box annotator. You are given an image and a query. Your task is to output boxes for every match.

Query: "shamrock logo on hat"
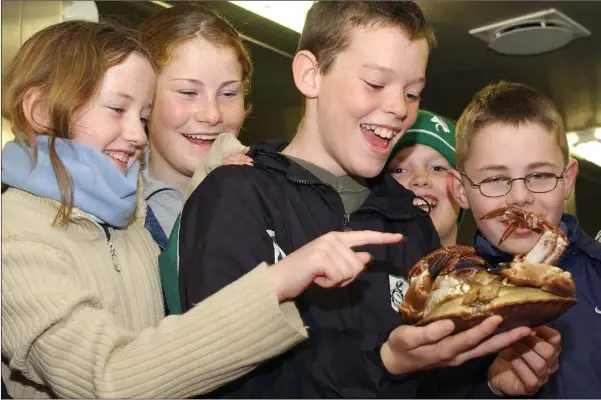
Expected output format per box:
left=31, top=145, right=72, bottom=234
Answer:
left=431, top=116, right=450, bottom=133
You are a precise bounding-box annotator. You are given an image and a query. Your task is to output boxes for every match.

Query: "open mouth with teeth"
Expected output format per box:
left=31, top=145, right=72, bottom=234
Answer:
left=360, top=123, right=400, bottom=152
left=105, top=150, right=134, bottom=172
left=414, top=196, right=438, bottom=213
left=182, top=133, right=220, bottom=144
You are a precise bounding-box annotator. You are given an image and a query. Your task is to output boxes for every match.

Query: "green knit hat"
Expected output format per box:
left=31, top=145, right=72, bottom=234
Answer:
left=388, top=109, right=465, bottom=227
left=391, top=109, right=456, bottom=166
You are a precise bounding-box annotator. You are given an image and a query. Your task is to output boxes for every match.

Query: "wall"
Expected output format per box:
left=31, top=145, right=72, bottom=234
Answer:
left=1, top=1, right=98, bottom=148
left=2, top=1, right=63, bottom=148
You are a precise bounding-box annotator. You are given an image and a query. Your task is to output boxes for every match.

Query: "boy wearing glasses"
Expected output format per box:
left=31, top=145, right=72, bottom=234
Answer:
left=450, top=81, right=601, bottom=398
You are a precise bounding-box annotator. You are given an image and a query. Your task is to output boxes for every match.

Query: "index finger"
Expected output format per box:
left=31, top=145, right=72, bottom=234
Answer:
left=432, top=316, right=505, bottom=359
left=454, top=325, right=533, bottom=365
left=337, top=230, right=404, bottom=248
left=389, top=320, right=455, bottom=351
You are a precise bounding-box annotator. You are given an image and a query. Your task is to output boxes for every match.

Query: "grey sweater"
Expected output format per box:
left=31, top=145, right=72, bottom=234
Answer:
left=287, top=156, right=370, bottom=214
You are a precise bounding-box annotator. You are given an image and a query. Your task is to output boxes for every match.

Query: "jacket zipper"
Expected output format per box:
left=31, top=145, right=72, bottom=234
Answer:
left=343, top=214, right=352, bottom=231
left=289, top=178, right=352, bottom=231
left=290, top=177, right=409, bottom=234
left=101, top=224, right=120, bottom=272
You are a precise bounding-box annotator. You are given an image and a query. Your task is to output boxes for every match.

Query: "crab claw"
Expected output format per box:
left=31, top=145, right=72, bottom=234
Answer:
left=499, top=262, right=575, bottom=297
left=417, top=245, right=486, bottom=279
left=486, top=262, right=512, bottom=275
left=480, top=207, right=509, bottom=220
left=480, top=207, right=524, bottom=245
left=480, top=207, right=568, bottom=264
left=541, top=269, right=575, bottom=297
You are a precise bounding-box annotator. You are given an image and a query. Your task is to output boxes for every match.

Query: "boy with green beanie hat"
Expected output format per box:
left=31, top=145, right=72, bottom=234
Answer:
left=387, top=109, right=464, bottom=246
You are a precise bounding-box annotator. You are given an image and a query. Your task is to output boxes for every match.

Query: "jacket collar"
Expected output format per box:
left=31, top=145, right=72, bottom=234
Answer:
left=473, top=213, right=601, bottom=264
left=561, top=213, right=601, bottom=262
left=248, top=141, right=426, bottom=221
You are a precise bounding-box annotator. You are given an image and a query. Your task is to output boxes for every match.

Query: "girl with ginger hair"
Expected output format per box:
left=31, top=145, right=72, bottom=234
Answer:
left=1, top=19, right=401, bottom=398
left=140, top=4, right=253, bottom=250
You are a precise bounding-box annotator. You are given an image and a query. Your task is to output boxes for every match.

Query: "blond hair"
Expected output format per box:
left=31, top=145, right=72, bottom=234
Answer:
left=1, top=20, right=155, bottom=226
left=455, top=81, right=568, bottom=171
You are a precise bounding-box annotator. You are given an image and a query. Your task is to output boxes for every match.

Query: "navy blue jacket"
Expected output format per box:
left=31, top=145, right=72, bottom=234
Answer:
left=177, top=142, right=496, bottom=398
left=473, top=214, right=601, bottom=399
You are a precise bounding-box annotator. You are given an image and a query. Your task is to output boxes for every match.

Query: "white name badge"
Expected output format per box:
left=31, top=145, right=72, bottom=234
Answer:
left=389, top=274, right=410, bottom=312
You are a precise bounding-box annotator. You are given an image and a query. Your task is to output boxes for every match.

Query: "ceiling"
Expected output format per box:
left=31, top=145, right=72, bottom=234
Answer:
left=95, top=1, right=601, bottom=239
left=418, top=1, right=601, bottom=132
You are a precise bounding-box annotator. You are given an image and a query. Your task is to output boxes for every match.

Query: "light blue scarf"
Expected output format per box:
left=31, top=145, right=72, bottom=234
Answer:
left=2, top=136, right=139, bottom=227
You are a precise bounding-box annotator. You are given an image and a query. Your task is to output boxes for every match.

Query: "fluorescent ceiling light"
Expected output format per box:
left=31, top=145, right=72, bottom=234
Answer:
left=567, top=126, right=601, bottom=167
left=570, top=140, right=601, bottom=167
left=229, top=1, right=314, bottom=33
left=62, top=1, right=99, bottom=23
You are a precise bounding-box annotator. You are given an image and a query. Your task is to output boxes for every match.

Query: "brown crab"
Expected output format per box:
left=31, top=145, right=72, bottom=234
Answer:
left=481, top=207, right=574, bottom=297
left=398, top=246, right=487, bottom=323
left=398, top=207, right=576, bottom=333
left=484, top=206, right=569, bottom=265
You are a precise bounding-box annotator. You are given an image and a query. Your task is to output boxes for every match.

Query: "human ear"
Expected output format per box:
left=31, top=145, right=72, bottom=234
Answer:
left=21, top=87, right=51, bottom=133
left=292, top=50, right=320, bottom=99
left=448, top=170, right=470, bottom=210
left=562, top=157, right=579, bottom=199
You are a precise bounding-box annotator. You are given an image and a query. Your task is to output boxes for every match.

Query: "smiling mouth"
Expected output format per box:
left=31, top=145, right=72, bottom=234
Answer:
left=105, top=150, right=133, bottom=168
left=182, top=133, right=219, bottom=142
left=360, top=123, right=400, bottom=140
left=360, top=123, right=402, bottom=153
left=414, top=196, right=438, bottom=212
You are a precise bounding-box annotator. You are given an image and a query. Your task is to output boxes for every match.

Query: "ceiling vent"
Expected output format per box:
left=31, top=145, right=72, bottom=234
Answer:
left=469, top=9, right=591, bottom=55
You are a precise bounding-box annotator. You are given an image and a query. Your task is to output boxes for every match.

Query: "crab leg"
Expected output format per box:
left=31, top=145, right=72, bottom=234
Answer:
left=423, top=246, right=485, bottom=278
left=499, top=222, right=518, bottom=245
left=457, top=254, right=488, bottom=268
left=479, top=208, right=508, bottom=219
left=523, top=231, right=568, bottom=264
left=480, top=207, right=568, bottom=264
left=499, top=263, right=575, bottom=297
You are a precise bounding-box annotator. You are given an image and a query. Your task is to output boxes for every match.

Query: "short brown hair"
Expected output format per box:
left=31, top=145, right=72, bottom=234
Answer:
left=455, top=81, right=568, bottom=171
left=1, top=20, right=154, bottom=226
left=139, top=4, right=253, bottom=95
left=298, top=1, right=436, bottom=74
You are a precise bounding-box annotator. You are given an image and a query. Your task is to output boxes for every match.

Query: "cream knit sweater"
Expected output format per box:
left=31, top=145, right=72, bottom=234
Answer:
left=1, top=188, right=307, bottom=398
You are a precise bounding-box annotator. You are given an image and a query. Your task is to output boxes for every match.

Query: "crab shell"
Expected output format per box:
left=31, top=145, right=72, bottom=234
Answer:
left=408, top=267, right=577, bottom=334
left=399, top=206, right=577, bottom=334
left=416, top=282, right=576, bottom=334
